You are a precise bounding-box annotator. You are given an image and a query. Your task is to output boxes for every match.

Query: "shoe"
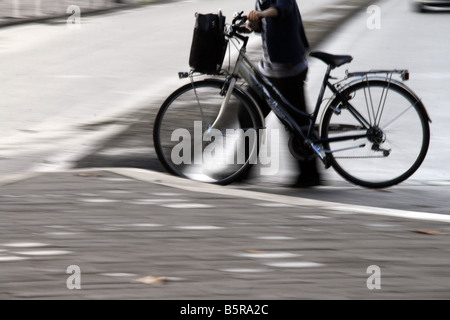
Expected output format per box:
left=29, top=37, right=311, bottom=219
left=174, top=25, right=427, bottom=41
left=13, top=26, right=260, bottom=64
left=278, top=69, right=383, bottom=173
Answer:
left=290, top=174, right=321, bottom=188
left=290, top=157, right=322, bottom=188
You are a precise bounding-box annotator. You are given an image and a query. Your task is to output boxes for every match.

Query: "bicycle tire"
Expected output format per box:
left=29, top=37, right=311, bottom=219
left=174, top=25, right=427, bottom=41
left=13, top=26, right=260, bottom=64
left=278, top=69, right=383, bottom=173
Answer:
left=153, top=79, right=264, bottom=185
left=321, top=79, right=430, bottom=188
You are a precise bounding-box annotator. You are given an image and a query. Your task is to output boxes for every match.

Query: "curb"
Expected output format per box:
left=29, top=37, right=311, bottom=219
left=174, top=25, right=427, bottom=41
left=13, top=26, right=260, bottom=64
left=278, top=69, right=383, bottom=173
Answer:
left=23, top=166, right=450, bottom=224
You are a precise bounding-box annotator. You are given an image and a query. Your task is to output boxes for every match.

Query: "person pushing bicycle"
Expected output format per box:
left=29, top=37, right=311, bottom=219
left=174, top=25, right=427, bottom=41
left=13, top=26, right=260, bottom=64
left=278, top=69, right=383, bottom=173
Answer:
left=154, top=4, right=430, bottom=188
left=245, top=0, right=321, bottom=187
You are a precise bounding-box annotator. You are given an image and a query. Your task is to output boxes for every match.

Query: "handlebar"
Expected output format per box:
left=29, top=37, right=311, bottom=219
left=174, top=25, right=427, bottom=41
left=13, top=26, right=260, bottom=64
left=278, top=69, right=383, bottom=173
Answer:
left=230, top=11, right=249, bottom=33
left=232, top=11, right=247, bottom=26
left=225, top=11, right=251, bottom=45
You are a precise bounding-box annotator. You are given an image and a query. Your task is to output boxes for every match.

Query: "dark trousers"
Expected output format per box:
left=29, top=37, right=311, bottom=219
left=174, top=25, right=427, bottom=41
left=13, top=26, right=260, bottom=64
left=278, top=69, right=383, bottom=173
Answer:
left=266, top=69, right=309, bottom=128
left=240, top=68, right=320, bottom=182
left=265, top=69, right=320, bottom=180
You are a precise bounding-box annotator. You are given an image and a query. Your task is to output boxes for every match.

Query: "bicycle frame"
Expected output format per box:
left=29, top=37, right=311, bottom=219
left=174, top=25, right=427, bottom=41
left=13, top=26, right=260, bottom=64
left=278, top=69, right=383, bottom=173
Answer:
left=217, top=36, right=355, bottom=161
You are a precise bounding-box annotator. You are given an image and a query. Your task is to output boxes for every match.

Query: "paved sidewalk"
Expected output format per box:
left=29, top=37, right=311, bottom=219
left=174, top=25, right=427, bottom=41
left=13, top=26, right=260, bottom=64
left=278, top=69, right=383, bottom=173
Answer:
left=0, top=168, right=450, bottom=300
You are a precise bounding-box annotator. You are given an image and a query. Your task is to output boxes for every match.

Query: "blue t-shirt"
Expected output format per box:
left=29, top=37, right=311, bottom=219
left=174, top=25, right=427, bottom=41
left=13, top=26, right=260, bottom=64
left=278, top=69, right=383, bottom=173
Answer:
left=256, top=0, right=310, bottom=78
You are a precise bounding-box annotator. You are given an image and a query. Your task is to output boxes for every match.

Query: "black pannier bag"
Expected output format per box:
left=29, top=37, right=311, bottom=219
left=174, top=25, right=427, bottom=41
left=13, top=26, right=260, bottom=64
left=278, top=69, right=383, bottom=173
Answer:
left=189, top=13, right=227, bottom=75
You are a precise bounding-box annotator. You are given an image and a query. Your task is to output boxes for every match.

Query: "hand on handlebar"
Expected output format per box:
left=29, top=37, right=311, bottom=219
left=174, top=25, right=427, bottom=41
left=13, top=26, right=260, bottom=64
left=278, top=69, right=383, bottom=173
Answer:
left=230, top=10, right=260, bottom=34
left=244, top=20, right=261, bottom=33
left=245, top=10, right=262, bottom=32
left=245, top=8, right=276, bottom=32
left=247, top=10, right=261, bottom=21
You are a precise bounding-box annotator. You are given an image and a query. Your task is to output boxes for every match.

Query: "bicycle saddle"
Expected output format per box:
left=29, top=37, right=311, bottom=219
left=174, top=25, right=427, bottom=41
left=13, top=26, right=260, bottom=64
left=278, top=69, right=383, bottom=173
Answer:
left=309, top=51, right=353, bottom=69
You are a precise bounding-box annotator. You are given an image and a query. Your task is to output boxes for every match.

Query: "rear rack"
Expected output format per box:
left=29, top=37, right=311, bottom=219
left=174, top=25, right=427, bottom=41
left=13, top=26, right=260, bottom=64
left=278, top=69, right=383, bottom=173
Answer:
left=346, top=69, right=410, bottom=81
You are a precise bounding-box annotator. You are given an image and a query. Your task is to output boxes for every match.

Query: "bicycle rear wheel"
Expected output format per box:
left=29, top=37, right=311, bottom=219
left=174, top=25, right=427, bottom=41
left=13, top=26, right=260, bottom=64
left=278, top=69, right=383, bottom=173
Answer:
left=321, top=79, right=430, bottom=188
left=153, top=79, right=264, bottom=185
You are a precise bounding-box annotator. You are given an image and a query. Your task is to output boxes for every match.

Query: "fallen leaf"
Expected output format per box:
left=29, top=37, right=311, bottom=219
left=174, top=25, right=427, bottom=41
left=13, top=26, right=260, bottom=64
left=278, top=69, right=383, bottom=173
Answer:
left=246, top=250, right=266, bottom=254
left=136, top=276, right=168, bottom=285
left=413, top=229, right=448, bottom=235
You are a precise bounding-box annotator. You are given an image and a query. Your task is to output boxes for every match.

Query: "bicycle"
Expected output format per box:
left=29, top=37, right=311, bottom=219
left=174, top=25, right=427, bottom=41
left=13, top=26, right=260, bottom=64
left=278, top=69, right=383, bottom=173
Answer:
left=153, top=11, right=431, bottom=188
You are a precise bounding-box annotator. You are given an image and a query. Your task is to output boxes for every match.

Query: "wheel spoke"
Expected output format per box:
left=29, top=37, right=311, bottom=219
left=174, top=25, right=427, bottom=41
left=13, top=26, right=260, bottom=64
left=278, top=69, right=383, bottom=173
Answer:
left=381, top=100, right=420, bottom=131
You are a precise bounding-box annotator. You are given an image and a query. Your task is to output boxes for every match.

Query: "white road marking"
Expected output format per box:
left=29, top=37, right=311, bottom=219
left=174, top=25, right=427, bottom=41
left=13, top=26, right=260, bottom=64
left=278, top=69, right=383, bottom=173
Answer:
left=128, top=199, right=186, bottom=205
left=97, top=147, right=153, bottom=156
left=2, top=242, right=49, bottom=248
left=13, top=250, right=71, bottom=256
left=264, top=262, right=324, bottom=268
left=102, top=273, right=137, bottom=278
left=0, top=256, right=29, bottom=262
left=45, top=232, right=79, bottom=236
left=297, top=215, right=331, bottom=219
left=255, top=236, right=295, bottom=240
left=80, top=198, right=119, bottom=203
left=116, top=223, right=164, bottom=228
left=237, top=252, right=301, bottom=259
left=104, top=190, right=132, bottom=194
left=152, top=192, right=184, bottom=196
left=221, top=268, right=271, bottom=273
left=176, top=226, right=224, bottom=231
left=162, top=203, right=215, bottom=209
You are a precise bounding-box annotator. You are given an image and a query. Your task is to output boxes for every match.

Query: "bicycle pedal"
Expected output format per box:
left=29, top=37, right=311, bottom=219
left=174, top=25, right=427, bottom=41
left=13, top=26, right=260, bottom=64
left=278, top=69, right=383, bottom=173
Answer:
left=323, top=155, right=332, bottom=169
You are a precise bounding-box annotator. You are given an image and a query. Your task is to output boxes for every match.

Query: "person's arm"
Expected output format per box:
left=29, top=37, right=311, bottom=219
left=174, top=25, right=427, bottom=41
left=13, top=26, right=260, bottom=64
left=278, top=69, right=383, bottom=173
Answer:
left=248, top=7, right=279, bottom=21
left=245, top=7, right=278, bottom=32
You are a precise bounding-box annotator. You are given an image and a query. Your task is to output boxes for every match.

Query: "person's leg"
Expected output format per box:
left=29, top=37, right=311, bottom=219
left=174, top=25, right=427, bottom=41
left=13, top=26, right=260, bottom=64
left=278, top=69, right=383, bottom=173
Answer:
left=269, top=70, right=322, bottom=187
left=269, top=69, right=308, bottom=126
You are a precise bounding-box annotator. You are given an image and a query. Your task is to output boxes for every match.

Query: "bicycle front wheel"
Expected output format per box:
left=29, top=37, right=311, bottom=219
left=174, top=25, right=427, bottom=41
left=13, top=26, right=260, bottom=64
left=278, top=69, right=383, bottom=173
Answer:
left=153, top=79, right=264, bottom=185
left=321, top=79, right=430, bottom=188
